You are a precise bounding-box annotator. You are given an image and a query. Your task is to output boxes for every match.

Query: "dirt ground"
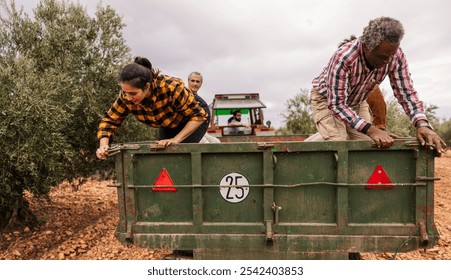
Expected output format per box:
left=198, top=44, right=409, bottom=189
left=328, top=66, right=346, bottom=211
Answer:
left=1, top=153, right=450, bottom=260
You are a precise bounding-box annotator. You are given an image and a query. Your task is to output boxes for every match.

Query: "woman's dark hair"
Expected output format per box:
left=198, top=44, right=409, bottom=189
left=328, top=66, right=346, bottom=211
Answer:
left=118, top=57, right=156, bottom=89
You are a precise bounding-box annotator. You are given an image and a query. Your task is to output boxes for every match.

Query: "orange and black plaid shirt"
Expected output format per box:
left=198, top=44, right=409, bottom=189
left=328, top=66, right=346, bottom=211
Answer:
left=97, top=72, right=207, bottom=140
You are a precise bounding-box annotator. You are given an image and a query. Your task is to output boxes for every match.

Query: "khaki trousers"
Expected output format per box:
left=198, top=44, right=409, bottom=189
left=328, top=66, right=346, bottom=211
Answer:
left=310, top=89, right=372, bottom=141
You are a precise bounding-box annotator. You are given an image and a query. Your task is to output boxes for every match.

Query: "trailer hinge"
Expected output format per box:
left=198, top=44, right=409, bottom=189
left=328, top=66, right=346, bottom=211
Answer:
left=416, top=176, right=441, bottom=181
left=272, top=202, right=282, bottom=225
left=418, top=221, right=429, bottom=246
left=265, top=221, right=274, bottom=245
left=272, top=154, right=278, bottom=169
left=257, top=142, right=275, bottom=150
left=125, top=222, right=133, bottom=242
left=106, top=183, right=123, bottom=188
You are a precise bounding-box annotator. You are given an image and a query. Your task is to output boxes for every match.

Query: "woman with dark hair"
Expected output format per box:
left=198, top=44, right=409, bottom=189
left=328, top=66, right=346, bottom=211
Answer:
left=96, top=57, right=209, bottom=160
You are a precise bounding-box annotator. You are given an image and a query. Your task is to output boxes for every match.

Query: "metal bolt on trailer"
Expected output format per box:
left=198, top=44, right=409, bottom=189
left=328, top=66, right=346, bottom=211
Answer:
left=107, top=138, right=439, bottom=259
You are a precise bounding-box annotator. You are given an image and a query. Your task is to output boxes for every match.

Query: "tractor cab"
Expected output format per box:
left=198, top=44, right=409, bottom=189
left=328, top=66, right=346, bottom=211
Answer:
left=207, top=93, right=275, bottom=137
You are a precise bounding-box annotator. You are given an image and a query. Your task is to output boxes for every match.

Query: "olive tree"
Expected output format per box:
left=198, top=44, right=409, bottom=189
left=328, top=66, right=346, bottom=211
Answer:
left=0, top=0, right=154, bottom=230
left=435, top=118, right=451, bottom=146
left=279, top=88, right=316, bottom=135
left=386, top=94, right=440, bottom=138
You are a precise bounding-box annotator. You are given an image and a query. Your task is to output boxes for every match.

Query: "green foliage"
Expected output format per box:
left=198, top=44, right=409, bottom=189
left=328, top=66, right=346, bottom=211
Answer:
left=113, top=116, right=158, bottom=143
left=385, top=98, right=414, bottom=136
left=0, top=0, right=155, bottom=228
left=434, top=118, right=451, bottom=146
left=279, top=88, right=316, bottom=134
left=385, top=94, right=443, bottom=140
left=0, top=56, right=73, bottom=225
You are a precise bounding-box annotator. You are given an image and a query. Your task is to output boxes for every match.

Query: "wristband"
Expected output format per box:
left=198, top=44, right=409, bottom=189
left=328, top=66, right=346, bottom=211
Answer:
left=415, top=122, right=433, bottom=130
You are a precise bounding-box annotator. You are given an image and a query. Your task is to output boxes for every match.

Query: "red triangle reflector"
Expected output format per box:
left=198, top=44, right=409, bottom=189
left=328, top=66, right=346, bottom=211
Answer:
left=366, top=165, right=393, bottom=189
left=152, top=168, right=176, bottom=192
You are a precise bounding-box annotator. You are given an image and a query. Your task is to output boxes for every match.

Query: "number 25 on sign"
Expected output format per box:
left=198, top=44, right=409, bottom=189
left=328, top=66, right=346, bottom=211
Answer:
left=219, top=172, right=250, bottom=203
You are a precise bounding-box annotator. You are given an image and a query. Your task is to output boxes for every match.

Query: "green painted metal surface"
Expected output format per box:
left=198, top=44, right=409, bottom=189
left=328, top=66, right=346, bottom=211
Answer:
left=109, top=138, right=439, bottom=259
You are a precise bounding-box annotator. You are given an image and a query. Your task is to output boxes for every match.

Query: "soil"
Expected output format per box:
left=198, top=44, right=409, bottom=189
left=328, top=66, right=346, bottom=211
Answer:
left=1, top=153, right=450, bottom=260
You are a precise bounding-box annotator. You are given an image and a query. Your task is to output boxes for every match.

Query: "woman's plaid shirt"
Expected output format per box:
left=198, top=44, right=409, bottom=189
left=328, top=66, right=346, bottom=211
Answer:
left=97, top=73, right=207, bottom=140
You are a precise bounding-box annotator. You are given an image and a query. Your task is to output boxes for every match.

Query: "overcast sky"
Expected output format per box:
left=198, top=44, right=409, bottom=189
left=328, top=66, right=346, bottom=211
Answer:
left=15, top=0, right=451, bottom=128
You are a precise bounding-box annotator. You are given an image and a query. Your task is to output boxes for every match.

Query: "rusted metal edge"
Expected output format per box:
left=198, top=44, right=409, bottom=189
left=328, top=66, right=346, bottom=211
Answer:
left=122, top=182, right=427, bottom=188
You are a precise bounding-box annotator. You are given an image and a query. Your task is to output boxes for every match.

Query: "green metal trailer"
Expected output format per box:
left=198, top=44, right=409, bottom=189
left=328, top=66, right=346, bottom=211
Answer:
left=108, top=138, right=439, bottom=259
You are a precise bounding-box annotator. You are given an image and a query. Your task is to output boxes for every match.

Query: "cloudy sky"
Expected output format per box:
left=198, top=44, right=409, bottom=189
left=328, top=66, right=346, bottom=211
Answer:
left=16, top=0, right=451, bottom=128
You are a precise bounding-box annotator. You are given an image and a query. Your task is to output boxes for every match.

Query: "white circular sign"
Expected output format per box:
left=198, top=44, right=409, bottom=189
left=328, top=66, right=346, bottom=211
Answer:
left=219, top=172, right=250, bottom=203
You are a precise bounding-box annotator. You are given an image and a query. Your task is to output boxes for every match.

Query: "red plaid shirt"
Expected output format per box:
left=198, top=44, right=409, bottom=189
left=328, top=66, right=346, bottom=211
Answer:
left=312, top=38, right=427, bottom=131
